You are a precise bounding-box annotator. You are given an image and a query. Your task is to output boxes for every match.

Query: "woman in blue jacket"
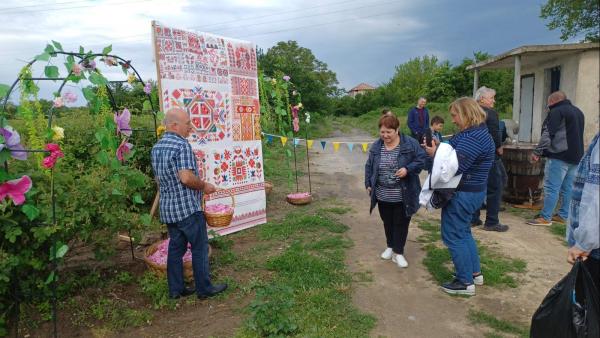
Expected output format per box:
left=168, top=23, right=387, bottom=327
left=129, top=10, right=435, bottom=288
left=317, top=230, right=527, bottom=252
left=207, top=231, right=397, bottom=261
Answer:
left=365, top=114, right=428, bottom=268
left=422, top=97, right=495, bottom=296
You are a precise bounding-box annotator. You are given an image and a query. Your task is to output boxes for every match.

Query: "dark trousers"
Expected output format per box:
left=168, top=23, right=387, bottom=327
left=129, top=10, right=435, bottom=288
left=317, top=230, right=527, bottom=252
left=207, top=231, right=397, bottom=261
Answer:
left=378, top=201, right=411, bottom=254
left=472, top=159, right=507, bottom=226
left=167, top=211, right=213, bottom=297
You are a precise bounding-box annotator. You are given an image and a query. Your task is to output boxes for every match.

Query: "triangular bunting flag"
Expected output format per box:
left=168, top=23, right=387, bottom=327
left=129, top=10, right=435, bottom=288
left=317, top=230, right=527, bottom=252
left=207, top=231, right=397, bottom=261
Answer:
left=267, top=135, right=273, bottom=144
left=333, top=142, right=340, bottom=152
left=321, top=141, right=327, bottom=150
left=347, top=143, right=354, bottom=152
left=307, top=140, right=314, bottom=149
left=293, top=138, right=300, bottom=147
left=361, top=143, right=368, bottom=152
left=281, top=136, right=288, bottom=146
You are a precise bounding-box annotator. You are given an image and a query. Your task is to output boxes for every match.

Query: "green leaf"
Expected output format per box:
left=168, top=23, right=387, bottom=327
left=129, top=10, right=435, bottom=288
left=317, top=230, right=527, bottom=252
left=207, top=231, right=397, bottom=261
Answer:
left=89, top=72, right=107, bottom=85
left=52, top=40, right=63, bottom=51
left=79, top=46, right=84, bottom=54
left=133, top=193, right=144, bottom=205
left=82, top=87, right=96, bottom=102
left=45, top=271, right=56, bottom=285
left=22, top=204, right=40, bottom=221
left=44, top=44, right=55, bottom=54
left=140, top=214, right=152, bottom=226
left=4, top=226, right=22, bottom=243
left=0, top=84, right=9, bottom=99
left=112, top=188, right=123, bottom=196
left=34, top=52, right=51, bottom=61
left=44, top=65, right=59, bottom=79
left=55, top=244, right=68, bottom=259
left=102, top=45, right=112, bottom=55
left=142, top=99, right=151, bottom=112
left=67, top=55, right=75, bottom=64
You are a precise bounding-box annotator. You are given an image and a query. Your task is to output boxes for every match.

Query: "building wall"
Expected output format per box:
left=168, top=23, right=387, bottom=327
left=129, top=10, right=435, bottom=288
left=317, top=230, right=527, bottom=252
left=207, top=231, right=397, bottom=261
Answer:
left=575, top=49, right=600, bottom=145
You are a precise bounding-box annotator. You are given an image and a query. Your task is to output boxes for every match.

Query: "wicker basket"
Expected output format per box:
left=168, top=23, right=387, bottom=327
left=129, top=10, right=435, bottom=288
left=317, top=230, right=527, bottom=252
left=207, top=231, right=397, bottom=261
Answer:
left=202, top=191, right=235, bottom=227
left=264, top=181, right=273, bottom=195
left=143, top=240, right=213, bottom=281
left=286, top=193, right=312, bottom=205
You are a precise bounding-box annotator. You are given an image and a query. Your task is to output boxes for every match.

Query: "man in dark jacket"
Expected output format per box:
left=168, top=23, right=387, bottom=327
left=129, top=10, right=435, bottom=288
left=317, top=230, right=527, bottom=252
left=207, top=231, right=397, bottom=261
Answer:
left=528, top=91, right=585, bottom=226
left=471, top=86, right=509, bottom=232
left=407, top=97, right=429, bottom=141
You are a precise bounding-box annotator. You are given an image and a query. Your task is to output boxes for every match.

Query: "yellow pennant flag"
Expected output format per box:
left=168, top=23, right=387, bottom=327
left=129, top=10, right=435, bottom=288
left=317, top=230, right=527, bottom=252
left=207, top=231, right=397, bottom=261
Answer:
left=333, top=142, right=340, bottom=152
left=361, top=143, right=369, bottom=152
left=307, top=140, right=314, bottom=149
left=280, top=136, right=288, bottom=146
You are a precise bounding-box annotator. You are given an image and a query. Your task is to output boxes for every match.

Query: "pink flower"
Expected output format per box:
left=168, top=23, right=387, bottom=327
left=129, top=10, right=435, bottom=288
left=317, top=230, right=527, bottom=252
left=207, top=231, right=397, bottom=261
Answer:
left=291, top=105, right=299, bottom=119
left=62, top=92, right=77, bottom=103
left=42, top=144, right=64, bottom=169
left=116, top=142, right=133, bottom=161
left=282, top=75, right=290, bottom=81
left=0, top=175, right=32, bottom=206
left=293, top=117, right=300, bottom=132
left=53, top=97, right=63, bottom=108
left=71, top=64, right=82, bottom=76
left=104, top=57, right=118, bottom=66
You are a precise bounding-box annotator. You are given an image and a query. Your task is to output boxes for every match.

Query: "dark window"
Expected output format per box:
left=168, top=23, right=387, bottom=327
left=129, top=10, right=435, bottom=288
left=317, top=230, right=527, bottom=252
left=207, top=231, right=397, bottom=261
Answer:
left=550, top=67, right=560, bottom=92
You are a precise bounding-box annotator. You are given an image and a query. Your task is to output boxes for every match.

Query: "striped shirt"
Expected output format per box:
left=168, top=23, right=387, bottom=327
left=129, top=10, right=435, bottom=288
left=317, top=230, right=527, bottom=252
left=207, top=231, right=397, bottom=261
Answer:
left=151, top=132, right=201, bottom=224
left=448, top=124, right=495, bottom=191
left=375, top=144, right=403, bottom=202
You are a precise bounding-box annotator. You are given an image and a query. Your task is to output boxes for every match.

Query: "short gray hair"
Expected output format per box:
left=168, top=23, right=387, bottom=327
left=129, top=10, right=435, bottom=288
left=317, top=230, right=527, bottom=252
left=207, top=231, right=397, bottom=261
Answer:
left=474, top=86, right=496, bottom=101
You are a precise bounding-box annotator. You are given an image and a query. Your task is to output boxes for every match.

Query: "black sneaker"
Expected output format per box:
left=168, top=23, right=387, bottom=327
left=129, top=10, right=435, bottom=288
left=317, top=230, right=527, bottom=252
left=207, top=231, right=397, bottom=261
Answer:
left=441, top=279, right=475, bottom=296
left=197, top=283, right=228, bottom=299
left=169, top=287, right=195, bottom=299
left=471, top=220, right=483, bottom=227
left=482, top=224, right=509, bottom=232
left=451, top=272, right=484, bottom=285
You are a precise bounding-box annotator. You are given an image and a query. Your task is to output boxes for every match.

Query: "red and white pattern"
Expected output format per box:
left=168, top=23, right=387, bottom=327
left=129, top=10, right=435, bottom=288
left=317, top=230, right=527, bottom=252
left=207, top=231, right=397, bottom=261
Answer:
left=153, top=22, right=266, bottom=235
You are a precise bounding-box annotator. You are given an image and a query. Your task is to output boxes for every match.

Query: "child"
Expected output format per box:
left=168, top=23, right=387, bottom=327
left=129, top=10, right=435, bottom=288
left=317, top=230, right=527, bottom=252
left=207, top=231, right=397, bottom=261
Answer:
left=428, top=116, right=444, bottom=145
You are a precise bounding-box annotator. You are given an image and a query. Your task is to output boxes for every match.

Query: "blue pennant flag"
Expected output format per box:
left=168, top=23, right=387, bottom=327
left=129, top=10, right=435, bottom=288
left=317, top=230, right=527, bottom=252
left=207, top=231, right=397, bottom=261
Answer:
left=320, top=141, right=327, bottom=150
left=267, top=135, right=273, bottom=144
left=347, top=143, right=354, bottom=152
left=293, top=138, right=300, bottom=147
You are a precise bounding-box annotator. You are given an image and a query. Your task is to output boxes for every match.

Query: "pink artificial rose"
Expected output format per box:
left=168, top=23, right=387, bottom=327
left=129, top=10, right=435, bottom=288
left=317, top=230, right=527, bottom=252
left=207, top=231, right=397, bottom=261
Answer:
left=45, top=143, right=61, bottom=152
left=72, top=64, right=82, bottom=76
left=42, top=156, right=56, bottom=169
left=293, top=117, right=300, bottom=132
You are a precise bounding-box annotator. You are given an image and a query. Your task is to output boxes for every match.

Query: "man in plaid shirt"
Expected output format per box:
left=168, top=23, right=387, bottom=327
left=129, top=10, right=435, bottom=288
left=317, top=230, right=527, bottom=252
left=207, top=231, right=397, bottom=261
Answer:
left=151, top=107, right=227, bottom=299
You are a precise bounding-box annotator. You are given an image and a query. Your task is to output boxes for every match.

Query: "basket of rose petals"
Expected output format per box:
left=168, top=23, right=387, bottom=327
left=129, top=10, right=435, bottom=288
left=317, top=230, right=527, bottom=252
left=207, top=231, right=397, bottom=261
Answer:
left=202, top=191, right=235, bottom=227
left=144, top=239, right=194, bottom=281
left=286, top=192, right=312, bottom=205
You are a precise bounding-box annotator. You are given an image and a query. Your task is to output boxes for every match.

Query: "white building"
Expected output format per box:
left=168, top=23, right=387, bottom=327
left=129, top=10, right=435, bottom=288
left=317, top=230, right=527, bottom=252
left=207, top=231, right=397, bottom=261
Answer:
left=468, top=43, right=599, bottom=144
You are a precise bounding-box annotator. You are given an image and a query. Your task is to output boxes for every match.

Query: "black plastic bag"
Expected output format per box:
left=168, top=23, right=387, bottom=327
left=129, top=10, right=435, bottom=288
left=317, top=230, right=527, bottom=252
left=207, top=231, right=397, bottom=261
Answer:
left=531, top=259, right=599, bottom=338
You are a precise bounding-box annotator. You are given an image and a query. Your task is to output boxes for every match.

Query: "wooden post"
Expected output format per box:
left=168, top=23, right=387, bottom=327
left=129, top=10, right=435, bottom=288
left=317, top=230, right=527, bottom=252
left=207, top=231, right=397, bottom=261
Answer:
left=512, top=55, right=521, bottom=123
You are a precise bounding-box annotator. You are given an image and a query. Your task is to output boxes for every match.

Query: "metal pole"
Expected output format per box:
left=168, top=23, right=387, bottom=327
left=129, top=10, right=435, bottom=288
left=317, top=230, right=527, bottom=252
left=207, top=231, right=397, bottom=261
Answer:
left=292, top=138, right=299, bottom=192
left=50, top=169, right=58, bottom=338
left=473, top=68, right=479, bottom=97
left=305, top=130, right=312, bottom=194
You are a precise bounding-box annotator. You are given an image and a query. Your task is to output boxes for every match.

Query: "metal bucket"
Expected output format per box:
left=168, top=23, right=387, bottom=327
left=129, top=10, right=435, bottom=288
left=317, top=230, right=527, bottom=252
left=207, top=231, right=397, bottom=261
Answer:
left=501, top=143, right=545, bottom=204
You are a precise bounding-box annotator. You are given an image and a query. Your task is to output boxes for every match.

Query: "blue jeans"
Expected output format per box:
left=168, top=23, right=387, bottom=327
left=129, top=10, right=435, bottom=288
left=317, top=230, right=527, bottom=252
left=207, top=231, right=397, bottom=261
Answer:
left=471, top=159, right=507, bottom=226
left=540, top=158, right=577, bottom=220
left=167, top=211, right=213, bottom=296
left=442, top=190, right=486, bottom=284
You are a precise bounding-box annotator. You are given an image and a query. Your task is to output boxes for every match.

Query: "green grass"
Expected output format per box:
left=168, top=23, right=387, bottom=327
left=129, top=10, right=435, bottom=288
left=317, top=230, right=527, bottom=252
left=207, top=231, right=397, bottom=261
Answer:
left=549, top=222, right=566, bottom=239
left=235, top=212, right=376, bottom=337
left=468, top=310, right=529, bottom=338
left=417, top=219, right=527, bottom=288
left=318, top=206, right=353, bottom=215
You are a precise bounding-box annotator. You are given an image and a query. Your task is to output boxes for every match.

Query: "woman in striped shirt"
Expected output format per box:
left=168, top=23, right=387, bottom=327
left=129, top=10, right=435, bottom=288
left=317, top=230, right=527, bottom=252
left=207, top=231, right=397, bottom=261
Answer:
left=422, top=97, right=495, bottom=296
left=365, top=113, right=428, bottom=268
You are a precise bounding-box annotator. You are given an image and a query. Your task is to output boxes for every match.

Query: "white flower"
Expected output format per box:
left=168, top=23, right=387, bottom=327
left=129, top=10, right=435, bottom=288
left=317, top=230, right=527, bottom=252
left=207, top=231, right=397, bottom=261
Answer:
left=52, top=126, right=64, bottom=141
left=305, top=112, right=311, bottom=124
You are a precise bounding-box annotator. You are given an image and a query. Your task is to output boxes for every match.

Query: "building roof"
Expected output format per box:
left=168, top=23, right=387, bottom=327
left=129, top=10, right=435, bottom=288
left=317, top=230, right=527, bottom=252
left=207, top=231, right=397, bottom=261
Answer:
left=466, top=42, right=599, bottom=70
left=349, top=83, right=376, bottom=92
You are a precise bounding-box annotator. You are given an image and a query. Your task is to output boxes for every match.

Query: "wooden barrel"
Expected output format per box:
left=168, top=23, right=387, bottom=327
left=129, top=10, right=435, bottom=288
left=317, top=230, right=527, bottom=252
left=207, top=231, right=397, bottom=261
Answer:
left=501, top=143, right=545, bottom=203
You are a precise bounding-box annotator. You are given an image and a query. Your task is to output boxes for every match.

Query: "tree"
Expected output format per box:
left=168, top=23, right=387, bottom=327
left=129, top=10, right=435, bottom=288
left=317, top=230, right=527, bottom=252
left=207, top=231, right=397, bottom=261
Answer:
left=388, top=55, right=440, bottom=106
left=259, top=41, right=339, bottom=113
left=426, top=61, right=457, bottom=102
left=540, top=0, right=600, bottom=42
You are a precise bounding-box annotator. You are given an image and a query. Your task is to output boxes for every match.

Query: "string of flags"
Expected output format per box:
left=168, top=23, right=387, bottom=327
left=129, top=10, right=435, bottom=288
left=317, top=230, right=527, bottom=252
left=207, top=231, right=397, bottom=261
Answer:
left=261, top=132, right=374, bottom=153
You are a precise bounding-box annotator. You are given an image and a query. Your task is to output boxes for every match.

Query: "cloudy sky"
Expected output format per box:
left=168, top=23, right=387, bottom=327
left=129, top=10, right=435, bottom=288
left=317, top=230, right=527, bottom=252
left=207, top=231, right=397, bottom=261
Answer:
left=0, top=0, right=574, bottom=103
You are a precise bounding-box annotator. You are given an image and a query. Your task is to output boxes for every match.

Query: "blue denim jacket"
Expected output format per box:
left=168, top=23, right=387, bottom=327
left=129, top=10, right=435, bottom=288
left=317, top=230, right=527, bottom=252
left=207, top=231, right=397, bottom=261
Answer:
left=365, top=134, right=428, bottom=216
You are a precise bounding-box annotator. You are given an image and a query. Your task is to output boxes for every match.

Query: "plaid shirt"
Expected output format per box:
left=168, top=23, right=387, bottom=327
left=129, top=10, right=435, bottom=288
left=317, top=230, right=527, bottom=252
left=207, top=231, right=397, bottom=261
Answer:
left=151, top=132, right=201, bottom=224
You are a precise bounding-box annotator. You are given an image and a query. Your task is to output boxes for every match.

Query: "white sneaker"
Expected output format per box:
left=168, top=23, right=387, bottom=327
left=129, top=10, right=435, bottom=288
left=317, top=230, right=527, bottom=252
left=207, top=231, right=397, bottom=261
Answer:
left=473, top=274, right=484, bottom=286
left=392, top=254, right=408, bottom=268
left=381, top=247, right=393, bottom=260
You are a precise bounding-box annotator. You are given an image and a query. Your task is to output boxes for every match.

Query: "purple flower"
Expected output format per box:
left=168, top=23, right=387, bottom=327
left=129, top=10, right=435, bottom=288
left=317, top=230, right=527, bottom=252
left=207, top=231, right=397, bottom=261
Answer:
left=114, top=108, right=132, bottom=137
left=143, top=82, right=152, bottom=94
left=283, top=75, right=290, bottom=81
left=0, top=126, right=27, bottom=160
left=83, top=59, right=96, bottom=70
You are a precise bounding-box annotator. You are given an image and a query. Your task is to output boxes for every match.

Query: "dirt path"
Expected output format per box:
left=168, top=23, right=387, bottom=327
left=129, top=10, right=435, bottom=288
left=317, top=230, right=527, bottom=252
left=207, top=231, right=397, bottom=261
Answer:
left=306, top=129, right=570, bottom=337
